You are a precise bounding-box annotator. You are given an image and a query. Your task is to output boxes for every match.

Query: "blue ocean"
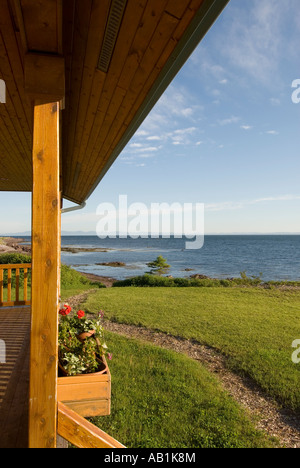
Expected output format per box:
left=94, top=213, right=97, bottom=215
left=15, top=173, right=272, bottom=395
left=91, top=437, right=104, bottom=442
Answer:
left=51, top=235, right=300, bottom=282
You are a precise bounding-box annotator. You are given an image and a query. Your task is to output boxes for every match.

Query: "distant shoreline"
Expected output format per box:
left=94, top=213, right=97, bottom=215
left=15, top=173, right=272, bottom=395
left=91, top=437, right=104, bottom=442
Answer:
left=78, top=271, right=117, bottom=288
left=0, top=237, right=31, bottom=255
left=1, top=233, right=300, bottom=237
left=0, top=238, right=118, bottom=287
left=1, top=235, right=300, bottom=284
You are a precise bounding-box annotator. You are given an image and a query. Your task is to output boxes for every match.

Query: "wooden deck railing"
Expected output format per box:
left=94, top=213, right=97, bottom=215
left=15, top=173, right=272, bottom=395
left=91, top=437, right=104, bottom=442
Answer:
left=58, top=402, right=126, bottom=449
left=0, top=264, right=32, bottom=307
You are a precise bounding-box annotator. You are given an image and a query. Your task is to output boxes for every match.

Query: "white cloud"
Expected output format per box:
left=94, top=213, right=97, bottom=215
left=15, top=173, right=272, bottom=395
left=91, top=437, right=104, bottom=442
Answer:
left=120, top=156, right=134, bottom=161
left=206, top=194, right=300, bottom=212
left=240, top=125, right=253, bottom=130
left=173, top=127, right=197, bottom=135
left=123, top=83, right=205, bottom=160
left=135, top=130, right=149, bottom=137
left=270, top=98, right=281, bottom=106
left=197, top=58, right=227, bottom=80
left=168, top=127, right=198, bottom=146
left=138, top=153, right=157, bottom=159
left=218, top=116, right=240, bottom=126
left=219, top=0, right=293, bottom=85
left=136, top=84, right=204, bottom=135
left=206, top=201, right=244, bottom=212
left=146, top=136, right=162, bottom=141
left=181, top=107, right=194, bottom=117
left=211, top=89, right=221, bottom=97
left=137, top=146, right=160, bottom=153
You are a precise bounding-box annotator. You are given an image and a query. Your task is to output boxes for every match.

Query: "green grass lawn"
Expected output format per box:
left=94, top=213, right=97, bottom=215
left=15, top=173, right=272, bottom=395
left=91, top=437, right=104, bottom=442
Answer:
left=1, top=287, right=31, bottom=303
left=61, top=285, right=99, bottom=302
left=85, top=287, right=300, bottom=411
left=0, top=255, right=296, bottom=447
left=90, top=332, right=277, bottom=448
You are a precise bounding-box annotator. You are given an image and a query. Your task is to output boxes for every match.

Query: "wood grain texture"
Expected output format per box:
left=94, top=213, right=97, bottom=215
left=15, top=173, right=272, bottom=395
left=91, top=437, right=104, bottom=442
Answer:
left=29, top=100, right=61, bottom=449
left=0, top=264, right=31, bottom=307
left=24, top=54, right=65, bottom=102
left=58, top=402, right=125, bottom=449
left=57, top=360, right=111, bottom=417
left=0, top=307, right=31, bottom=449
left=21, top=0, right=62, bottom=53
left=62, top=0, right=207, bottom=203
left=0, top=0, right=227, bottom=204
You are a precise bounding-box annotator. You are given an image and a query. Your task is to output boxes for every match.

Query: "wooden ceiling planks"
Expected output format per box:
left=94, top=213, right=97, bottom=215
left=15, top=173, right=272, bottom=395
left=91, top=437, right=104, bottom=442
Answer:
left=77, top=13, right=180, bottom=200
left=0, top=0, right=229, bottom=201
left=62, top=0, right=111, bottom=194
left=63, top=0, right=207, bottom=203
left=64, top=0, right=150, bottom=202
left=63, top=0, right=94, bottom=192
left=74, top=0, right=204, bottom=202
left=0, top=0, right=32, bottom=191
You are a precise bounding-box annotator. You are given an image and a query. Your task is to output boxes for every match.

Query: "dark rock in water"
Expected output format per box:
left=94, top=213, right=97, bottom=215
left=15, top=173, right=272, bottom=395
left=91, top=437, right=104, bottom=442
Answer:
left=95, top=262, right=126, bottom=268
left=62, top=247, right=111, bottom=253
left=190, top=274, right=210, bottom=280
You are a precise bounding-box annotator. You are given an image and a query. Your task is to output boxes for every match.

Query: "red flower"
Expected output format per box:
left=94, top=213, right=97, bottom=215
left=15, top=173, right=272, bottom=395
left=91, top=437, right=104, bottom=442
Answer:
left=59, top=305, right=71, bottom=316
left=77, top=310, right=85, bottom=319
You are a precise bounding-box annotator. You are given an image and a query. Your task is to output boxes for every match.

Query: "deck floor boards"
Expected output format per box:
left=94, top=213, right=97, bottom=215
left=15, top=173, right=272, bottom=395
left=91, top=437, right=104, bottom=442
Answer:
left=0, top=307, right=31, bottom=448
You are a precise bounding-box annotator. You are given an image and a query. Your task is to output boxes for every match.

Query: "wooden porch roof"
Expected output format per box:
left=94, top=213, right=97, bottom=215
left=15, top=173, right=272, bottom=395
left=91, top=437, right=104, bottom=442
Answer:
left=0, top=0, right=229, bottom=204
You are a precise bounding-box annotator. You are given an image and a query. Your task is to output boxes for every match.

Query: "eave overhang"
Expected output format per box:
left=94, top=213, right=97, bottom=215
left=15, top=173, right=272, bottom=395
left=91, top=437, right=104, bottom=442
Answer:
left=0, top=0, right=230, bottom=204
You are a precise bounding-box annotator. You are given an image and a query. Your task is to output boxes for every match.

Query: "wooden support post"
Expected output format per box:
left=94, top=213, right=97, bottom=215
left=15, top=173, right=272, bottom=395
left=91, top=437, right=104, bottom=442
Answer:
left=29, top=101, right=61, bottom=448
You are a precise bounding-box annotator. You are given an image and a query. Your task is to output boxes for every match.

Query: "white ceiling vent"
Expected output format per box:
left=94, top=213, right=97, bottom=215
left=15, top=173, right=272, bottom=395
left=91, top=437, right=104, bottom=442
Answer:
left=98, top=0, right=128, bottom=73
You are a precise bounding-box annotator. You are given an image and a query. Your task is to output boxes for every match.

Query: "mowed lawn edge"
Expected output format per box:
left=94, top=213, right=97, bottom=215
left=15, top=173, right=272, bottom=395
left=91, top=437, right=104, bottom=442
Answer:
left=84, top=287, right=300, bottom=411
left=90, top=331, right=278, bottom=448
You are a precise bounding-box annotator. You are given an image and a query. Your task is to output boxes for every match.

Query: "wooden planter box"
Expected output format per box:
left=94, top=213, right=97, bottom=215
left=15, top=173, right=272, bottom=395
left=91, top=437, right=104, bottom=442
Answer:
left=57, top=359, right=111, bottom=418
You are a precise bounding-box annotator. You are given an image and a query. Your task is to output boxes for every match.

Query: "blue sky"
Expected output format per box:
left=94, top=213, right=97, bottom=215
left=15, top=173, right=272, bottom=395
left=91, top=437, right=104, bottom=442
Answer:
left=1, top=0, right=300, bottom=235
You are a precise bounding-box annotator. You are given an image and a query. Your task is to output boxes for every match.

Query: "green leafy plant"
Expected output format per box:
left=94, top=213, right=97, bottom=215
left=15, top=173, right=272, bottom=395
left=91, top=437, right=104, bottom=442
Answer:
left=147, top=256, right=171, bottom=276
left=58, top=305, right=111, bottom=376
left=0, top=253, right=32, bottom=287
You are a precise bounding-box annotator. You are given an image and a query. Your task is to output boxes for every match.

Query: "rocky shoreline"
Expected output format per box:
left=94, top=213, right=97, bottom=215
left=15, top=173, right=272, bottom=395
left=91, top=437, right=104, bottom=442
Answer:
left=0, top=238, right=118, bottom=256
left=0, top=237, right=31, bottom=255
left=1, top=237, right=299, bottom=290
left=61, top=247, right=112, bottom=253
left=78, top=272, right=117, bottom=288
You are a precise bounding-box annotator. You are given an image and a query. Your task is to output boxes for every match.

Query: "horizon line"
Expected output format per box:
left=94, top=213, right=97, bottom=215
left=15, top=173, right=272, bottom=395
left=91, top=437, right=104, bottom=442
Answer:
left=2, top=231, right=300, bottom=236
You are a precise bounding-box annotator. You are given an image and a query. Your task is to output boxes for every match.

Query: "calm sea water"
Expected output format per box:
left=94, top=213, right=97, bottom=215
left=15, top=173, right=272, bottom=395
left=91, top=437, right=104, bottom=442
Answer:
left=46, top=235, right=300, bottom=282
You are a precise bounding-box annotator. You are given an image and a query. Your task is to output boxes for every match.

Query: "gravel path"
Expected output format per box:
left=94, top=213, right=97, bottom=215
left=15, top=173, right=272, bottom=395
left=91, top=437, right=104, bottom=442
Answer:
left=67, top=290, right=300, bottom=449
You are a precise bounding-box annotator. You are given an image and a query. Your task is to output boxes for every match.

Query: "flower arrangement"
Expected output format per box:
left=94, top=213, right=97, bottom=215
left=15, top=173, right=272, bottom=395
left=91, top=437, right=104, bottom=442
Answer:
left=58, top=304, right=112, bottom=377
